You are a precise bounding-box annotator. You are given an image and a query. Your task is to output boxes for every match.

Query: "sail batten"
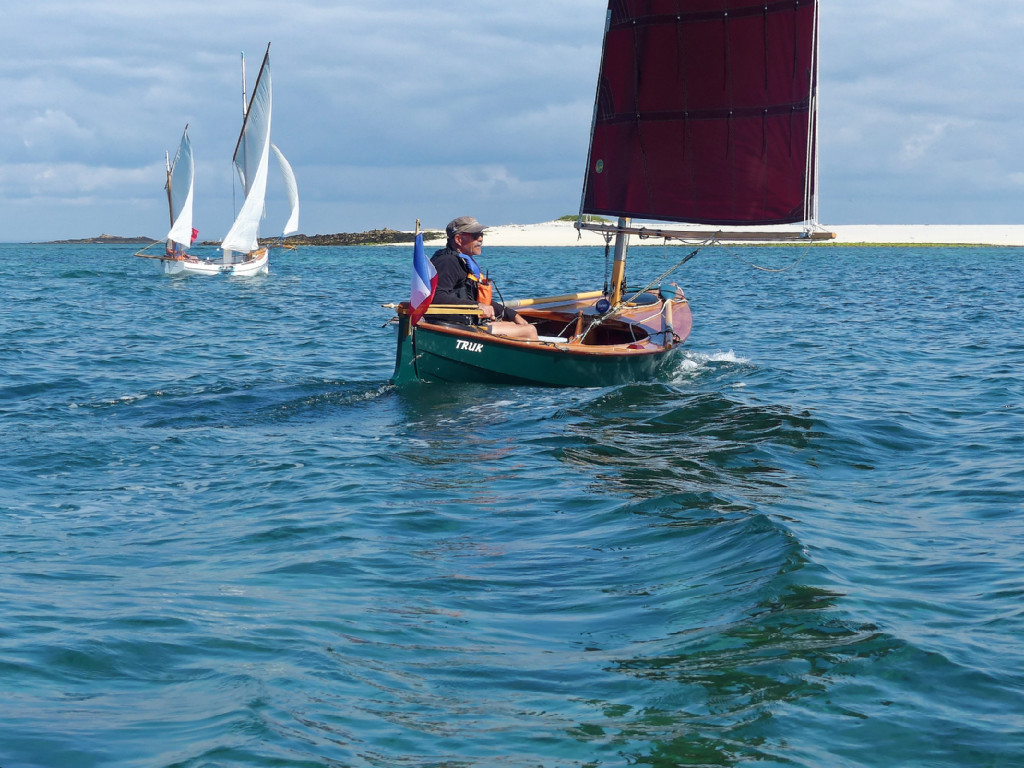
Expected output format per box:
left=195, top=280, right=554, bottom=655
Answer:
left=582, top=0, right=820, bottom=227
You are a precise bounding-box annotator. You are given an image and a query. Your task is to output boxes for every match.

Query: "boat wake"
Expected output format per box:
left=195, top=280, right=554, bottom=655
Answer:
left=670, top=348, right=751, bottom=383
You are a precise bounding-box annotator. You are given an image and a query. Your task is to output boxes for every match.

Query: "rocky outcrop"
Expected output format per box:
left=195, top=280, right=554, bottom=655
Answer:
left=43, top=234, right=157, bottom=244
left=48, top=229, right=446, bottom=247
left=268, top=228, right=444, bottom=246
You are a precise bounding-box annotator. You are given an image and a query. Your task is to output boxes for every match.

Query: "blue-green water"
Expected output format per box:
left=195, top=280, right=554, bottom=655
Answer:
left=1, top=243, right=1022, bottom=767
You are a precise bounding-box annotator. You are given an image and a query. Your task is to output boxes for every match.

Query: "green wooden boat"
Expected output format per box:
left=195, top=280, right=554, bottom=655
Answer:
left=391, top=286, right=693, bottom=387
left=390, top=0, right=831, bottom=388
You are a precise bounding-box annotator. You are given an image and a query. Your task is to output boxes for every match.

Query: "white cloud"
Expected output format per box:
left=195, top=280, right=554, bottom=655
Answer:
left=2, top=0, right=1024, bottom=239
left=20, top=109, right=94, bottom=150
left=0, top=161, right=157, bottom=197
left=899, top=121, right=953, bottom=164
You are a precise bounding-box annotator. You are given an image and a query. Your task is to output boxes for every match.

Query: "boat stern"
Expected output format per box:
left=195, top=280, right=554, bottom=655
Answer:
left=390, top=304, right=419, bottom=386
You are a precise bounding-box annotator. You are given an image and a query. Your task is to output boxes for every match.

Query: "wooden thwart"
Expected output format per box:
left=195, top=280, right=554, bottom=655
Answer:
left=382, top=303, right=485, bottom=316
left=422, top=304, right=484, bottom=316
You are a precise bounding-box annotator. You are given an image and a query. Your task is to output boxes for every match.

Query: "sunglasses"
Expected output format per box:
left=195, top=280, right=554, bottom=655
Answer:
left=459, top=232, right=484, bottom=241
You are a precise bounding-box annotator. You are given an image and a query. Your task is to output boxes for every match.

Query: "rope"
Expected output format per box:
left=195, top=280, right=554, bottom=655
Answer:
left=722, top=242, right=816, bottom=273
left=134, top=240, right=161, bottom=256
left=622, top=245, right=702, bottom=304
left=570, top=242, right=704, bottom=342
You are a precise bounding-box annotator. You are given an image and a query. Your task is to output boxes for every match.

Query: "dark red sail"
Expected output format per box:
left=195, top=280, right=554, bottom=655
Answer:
left=581, top=0, right=819, bottom=226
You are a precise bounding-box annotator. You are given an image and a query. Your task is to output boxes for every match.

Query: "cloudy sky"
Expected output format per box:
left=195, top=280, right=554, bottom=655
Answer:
left=1, top=0, right=1023, bottom=242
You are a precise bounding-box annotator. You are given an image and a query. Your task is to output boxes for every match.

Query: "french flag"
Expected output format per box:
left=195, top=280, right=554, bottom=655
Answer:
left=409, top=233, right=436, bottom=326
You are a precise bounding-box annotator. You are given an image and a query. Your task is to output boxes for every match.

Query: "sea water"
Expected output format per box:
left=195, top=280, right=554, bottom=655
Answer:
left=0, top=243, right=1022, bottom=767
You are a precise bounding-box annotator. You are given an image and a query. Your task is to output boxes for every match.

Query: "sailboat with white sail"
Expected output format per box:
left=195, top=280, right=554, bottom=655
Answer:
left=137, top=43, right=298, bottom=276
left=218, top=43, right=299, bottom=276
left=390, top=0, right=833, bottom=387
left=134, top=125, right=200, bottom=275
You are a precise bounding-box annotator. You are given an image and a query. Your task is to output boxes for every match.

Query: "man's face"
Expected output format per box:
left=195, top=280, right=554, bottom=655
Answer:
left=455, top=231, right=483, bottom=256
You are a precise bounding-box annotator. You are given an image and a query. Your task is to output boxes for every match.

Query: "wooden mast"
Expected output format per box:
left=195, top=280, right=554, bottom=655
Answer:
left=164, top=150, right=174, bottom=229
left=609, top=217, right=629, bottom=306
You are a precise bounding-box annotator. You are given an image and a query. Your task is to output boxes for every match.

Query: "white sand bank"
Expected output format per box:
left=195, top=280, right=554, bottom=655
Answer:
left=422, top=220, right=1024, bottom=247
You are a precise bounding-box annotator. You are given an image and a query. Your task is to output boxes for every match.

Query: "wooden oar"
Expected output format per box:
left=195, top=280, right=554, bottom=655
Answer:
left=504, top=290, right=604, bottom=309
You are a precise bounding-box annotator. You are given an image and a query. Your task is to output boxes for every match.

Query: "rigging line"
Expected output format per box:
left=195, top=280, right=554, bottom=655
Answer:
left=577, top=302, right=660, bottom=346
left=492, top=279, right=506, bottom=308
left=807, top=0, right=821, bottom=223
left=577, top=244, right=703, bottom=341
left=556, top=318, right=578, bottom=338
left=723, top=242, right=816, bottom=273
left=621, top=245, right=702, bottom=305
left=621, top=306, right=663, bottom=326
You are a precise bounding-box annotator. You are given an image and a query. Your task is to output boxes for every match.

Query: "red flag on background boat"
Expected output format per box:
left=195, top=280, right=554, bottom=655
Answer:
left=191, top=228, right=199, bottom=244
left=409, top=233, right=436, bottom=326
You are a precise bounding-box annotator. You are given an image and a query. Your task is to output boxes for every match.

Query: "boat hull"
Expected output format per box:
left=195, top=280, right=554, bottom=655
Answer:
left=223, top=248, right=269, bottom=276
left=391, top=290, right=692, bottom=388
left=142, top=248, right=269, bottom=276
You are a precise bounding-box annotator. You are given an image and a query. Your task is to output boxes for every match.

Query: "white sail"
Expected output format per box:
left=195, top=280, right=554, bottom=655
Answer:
left=165, top=128, right=195, bottom=249
left=222, top=47, right=272, bottom=255
left=271, top=143, right=299, bottom=236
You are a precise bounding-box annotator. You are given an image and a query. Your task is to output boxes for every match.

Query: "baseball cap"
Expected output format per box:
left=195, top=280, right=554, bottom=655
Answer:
left=446, top=216, right=486, bottom=238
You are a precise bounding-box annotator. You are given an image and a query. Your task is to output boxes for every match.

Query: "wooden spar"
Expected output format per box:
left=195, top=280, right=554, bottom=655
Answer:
left=165, top=123, right=189, bottom=237
left=233, top=44, right=271, bottom=163
left=577, top=221, right=836, bottom=242
left=164, top=149, right=174, bottom=230
left=241, top=51, right=247, bottom=119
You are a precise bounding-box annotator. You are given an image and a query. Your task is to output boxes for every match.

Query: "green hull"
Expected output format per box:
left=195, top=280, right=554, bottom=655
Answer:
left=391, top=297, right=692, bottom=388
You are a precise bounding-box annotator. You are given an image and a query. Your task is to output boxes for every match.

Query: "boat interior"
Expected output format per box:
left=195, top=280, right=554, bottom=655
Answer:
left=421, top=289, right=671, bottom=348
left=513, top=309, right=652, bottom=346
